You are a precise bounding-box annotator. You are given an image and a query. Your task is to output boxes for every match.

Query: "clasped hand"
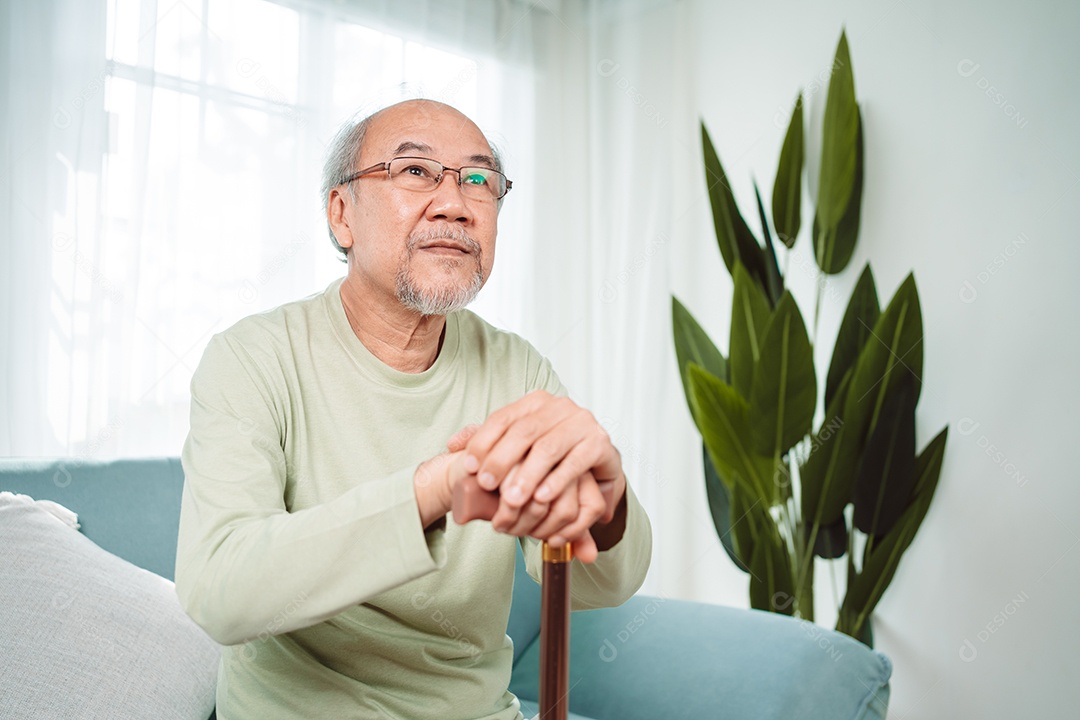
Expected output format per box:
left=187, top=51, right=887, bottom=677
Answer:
left=416, top=391, right=625, bottom=563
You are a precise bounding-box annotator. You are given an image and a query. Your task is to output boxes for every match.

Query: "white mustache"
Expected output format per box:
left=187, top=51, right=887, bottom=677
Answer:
left=408, top=226, right=481, bottom=254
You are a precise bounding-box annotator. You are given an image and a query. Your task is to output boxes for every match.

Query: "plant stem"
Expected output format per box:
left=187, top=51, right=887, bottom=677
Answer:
left=797, top=552, right=815, bottom=622
left=814, top=287, right=824, bottom=345
left=863, top=533, right=876, bottom=570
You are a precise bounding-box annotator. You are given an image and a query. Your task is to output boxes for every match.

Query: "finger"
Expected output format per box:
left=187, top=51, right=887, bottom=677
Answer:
left=533, top=415, right=620, bottom=499
left=527, top=479, right=581, bottom=539
left=596, top=475, right=625, bottom=524
left=447, top=424, right=481, bottom=453
left=462, top=390, right=553, bottom=475
left=502, top=498, right=552, bottom=537
left=508, top=410, right=619, bottom=508
left=523, top=432, right=604, bottom=505
left=550, top=474, right=607, bottom=543
left=493, top=407, right=605, bottom=508
left=464, top=392, right=573, bottom=488
left=489, top=466, right=526, bottom=532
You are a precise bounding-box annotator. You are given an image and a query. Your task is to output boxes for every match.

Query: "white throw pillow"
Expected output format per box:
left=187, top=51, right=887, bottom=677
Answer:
left=0, top=492, right=219, bottom=719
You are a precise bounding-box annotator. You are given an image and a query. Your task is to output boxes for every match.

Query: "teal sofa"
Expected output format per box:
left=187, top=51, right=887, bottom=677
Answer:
left=0, top=458, right=892, bottom=719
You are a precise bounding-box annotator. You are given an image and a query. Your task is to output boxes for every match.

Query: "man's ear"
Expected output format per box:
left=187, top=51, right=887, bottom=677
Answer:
left=327, top=187, right=354, bottom=251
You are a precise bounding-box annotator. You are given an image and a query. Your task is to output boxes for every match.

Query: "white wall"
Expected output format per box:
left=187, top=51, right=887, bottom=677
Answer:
left=652, top=0, right=1075, bottom=716
left=616, top=0, right=1078, bottom=717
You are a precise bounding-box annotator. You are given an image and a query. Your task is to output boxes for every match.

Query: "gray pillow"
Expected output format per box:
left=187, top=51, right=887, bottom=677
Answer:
left=0, top=493, right=219, bottom=719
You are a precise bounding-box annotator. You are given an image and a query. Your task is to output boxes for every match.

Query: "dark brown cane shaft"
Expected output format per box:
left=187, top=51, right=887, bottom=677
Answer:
left=452, top=476, right=618, bottom=720
left=539, top=543, right=571, bottom=720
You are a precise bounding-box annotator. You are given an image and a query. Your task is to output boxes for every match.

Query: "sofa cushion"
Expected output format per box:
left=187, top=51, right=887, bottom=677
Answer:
left=511, top=595, right=891, bottom=720
left=0, top=492, right=220, bottom=720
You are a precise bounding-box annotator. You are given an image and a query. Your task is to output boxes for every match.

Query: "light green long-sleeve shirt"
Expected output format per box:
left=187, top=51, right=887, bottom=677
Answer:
left=176, top=278, right=652, bottom=720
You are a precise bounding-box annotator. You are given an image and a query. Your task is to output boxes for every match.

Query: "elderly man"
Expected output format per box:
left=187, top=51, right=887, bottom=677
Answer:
left=176, top=99, right=651, bottom=719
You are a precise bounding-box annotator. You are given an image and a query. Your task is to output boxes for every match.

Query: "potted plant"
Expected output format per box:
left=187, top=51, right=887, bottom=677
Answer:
left=671, top=30, right=948, bottom=645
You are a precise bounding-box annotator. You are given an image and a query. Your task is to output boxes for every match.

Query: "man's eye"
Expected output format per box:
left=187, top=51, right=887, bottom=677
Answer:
left=404, top=165, right=433, bottom=177
left=463, top=172, right=489, bottom=186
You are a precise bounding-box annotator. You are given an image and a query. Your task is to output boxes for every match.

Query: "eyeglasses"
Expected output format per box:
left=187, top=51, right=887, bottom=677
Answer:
left=340, top=156, right=513, bottom=201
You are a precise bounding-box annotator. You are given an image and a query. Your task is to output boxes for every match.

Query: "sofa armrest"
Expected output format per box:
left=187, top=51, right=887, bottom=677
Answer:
left=510, top=595, right=890, bottom=720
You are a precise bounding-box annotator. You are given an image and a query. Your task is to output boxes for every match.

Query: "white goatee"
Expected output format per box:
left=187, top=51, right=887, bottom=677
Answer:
left=395, top=226, right=486, bottom=316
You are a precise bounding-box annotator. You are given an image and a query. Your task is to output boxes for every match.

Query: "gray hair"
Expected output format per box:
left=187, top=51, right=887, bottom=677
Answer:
left=320, top=113, right=375, bottom=262
left=320, top=103, right=506, bottom=262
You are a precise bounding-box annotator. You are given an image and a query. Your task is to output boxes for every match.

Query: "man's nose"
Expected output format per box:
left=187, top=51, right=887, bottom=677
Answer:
left=426, top=171, right=472, bottom=223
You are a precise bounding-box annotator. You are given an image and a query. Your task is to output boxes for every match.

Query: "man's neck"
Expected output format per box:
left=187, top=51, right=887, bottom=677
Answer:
left=339, top=276, right=446, bottom=374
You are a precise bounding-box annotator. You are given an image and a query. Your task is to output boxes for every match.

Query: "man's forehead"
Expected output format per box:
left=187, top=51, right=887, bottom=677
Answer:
left=363, top=102, right=492, bottom=163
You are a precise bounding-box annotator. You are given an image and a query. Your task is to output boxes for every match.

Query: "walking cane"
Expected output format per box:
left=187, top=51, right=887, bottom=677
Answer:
left=454, top=477, right=613, bottom=720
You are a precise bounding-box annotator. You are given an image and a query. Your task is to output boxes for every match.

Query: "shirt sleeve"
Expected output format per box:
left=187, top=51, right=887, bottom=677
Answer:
left=175, top=333, right=447, bottom=646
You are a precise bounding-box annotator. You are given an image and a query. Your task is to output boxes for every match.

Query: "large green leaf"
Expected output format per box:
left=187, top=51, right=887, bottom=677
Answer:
left=729, top=262, right=772, bottom=401
left=825, top=263, right=879, bottom=409
left=813, top=105, right=863, bottom=275
left=832, top=106, right=863, bottom=270
left=852, top=375, right=917, bottom=538
left=844, top=273, right=924, bottom=444
left=800, top=369, right=855, bottom=526
left=839, top=427, right=948, bottom=638
left=672, top=296, right=728, bottom=425
left=750, top=292, right=816, bottom=458
left=754, top=181, right=784, bottom=306
left=748, top=517, right=795, bottom=616
left=815, top=31, right=859, bottom=238
left=730, top=482, right=759, bottom=571
left=688, top=364, right=774, bottom=504
left=772, top=94, right=804, bottom=246
left=701, top=122, right=768, bottom=285
left=702, top=445, right=751, bottom=572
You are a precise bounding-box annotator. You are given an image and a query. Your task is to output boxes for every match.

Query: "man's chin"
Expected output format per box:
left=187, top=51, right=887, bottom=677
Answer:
left=396, top=277, right=485, bottom=316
